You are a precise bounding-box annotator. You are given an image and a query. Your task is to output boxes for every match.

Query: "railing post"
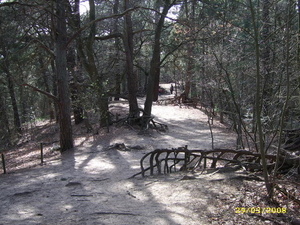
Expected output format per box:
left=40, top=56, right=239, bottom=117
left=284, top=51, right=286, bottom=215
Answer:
left=1, top=153, right=6, bottom=174
left=40, top=143, right=44, bottom=164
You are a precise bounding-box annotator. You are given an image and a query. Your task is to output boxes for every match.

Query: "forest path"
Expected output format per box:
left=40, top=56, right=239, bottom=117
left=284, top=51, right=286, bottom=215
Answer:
left=0, top=95, right=288, bottom=224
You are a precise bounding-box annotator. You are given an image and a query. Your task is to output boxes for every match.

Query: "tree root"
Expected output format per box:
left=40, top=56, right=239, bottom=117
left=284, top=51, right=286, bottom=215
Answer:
left=130, top=146, right=300, bottom=178
left=114, top=108, right=168, bottom=133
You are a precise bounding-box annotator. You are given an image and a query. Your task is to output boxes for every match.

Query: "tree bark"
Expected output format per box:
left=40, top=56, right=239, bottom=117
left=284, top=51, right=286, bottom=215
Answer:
left=73, top=0, right=110, bottom=127
left=3, top=66, right=21, bottom=133
left=144, top=0, right=173, bottom=116
left=39, top=57, right=55, bottom=121
left=261, top=0, right=272, bottom=118
left=273, top=0, right=292, bottom=190
left=123, top=0, right=139, bottom=115
left=56, top=0, right=74, bottom=151
left=113, top=0, right=122, bottom=101
left=67, top=46, right=84, bottom=125
left=0, top=94, right=11, bottom=147
left=183, top=0, right=196, bottom=98
left=249, top=0, right=272, bottom=198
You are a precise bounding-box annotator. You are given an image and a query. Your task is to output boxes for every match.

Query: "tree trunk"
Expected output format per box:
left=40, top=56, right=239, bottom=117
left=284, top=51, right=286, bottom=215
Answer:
left=144, top=0, right=173, bottom=116
left=73, top=0, right=110, bottom=127
left=49, top=1, right=59, bottom=122
left=68, top=46, right=84, bottom=125
left=152, top=0, right=162, bottom=102
left=113, top=0, right=122, bottom=101
left=249, top=0, right=272, bottom=198
left=0, top=94, right=11, bottom=147
left=56, top=0, right=74, bottom=151
left=123, top=0, right=139, bottom=115
left=50, top=59, right=59, bottom=122
left=273, top=0, right=292, bottom=192
left=40, top=57, right=55, bottom=121
left=261, top=0, right=272, bottom=119
left=297, top=0, right=300, bottom=112
left=5, top=69, right=21, bottom=133
left=184, top=49, right=193, bottom=97
left=71, top=0, right=85, bottom=125
left=183, top=0, right=196, bottom=98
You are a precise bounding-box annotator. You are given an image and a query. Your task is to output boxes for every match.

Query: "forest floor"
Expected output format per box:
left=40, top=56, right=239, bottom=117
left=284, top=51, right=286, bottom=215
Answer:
left=0, top=84, right=299, bottom=225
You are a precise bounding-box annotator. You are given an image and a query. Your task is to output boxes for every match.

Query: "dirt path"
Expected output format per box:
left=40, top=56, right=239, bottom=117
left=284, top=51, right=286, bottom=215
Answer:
left=0, top=97, right=296, bottom=224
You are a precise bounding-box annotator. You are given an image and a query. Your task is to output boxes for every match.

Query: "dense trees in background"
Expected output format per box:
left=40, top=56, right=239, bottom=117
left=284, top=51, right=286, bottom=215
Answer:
left=0, top=0, right=299, bottom=197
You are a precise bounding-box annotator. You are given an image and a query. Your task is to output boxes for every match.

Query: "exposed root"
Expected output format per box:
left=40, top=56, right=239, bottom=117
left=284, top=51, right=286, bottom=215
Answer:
left=114, top=108, right=168, bottom=133
left=131, top=146, right=300, bottom=178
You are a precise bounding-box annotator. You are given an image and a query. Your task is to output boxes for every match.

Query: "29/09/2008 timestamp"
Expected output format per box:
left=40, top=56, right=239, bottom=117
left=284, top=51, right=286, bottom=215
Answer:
left=235, top=207, right=287, bottom=214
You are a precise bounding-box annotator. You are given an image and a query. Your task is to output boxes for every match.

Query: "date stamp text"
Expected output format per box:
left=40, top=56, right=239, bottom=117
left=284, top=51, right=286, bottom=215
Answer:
left=235, top=207, right=287, bottom=214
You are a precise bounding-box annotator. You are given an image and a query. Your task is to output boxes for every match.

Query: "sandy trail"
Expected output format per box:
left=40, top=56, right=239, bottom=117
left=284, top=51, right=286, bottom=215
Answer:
left=0, top=97, right=282, bottom=225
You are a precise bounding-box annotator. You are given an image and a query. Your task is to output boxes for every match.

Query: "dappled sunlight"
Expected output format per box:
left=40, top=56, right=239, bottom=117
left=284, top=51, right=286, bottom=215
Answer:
left=3, top=202, right=43, bottom=224
left=82, top=160, right=116, bottom=174
left=74, top=154, right=116, bottom=174
left=1, top=0, right=299, bottom=220
left=2, top=97, right=292, bottom=225
left=167, top=209, right=197, bottom=224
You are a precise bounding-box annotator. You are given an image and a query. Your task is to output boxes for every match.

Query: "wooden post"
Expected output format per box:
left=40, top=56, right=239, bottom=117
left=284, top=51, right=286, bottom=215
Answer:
left=106, top=118, right=110, bottom=133
left=40, top=143, right=44, bottom=164
left=183, top=145, right=188, bottom=171
left=1, top=153, right=6, bottom=174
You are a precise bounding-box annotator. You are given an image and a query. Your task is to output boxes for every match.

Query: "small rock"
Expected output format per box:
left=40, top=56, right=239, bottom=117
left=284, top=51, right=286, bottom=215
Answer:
left=108, top=143, right=129, bottom=151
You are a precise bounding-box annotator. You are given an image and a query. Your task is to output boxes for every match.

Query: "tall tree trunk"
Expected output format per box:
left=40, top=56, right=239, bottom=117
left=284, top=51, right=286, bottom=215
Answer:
left=124, top=0, right=139, bottom=115
left=249, top=0, right=272, bottom=198
left=56, top=0, right=74, bottom=151
left=67, top=46, right=84, bottom=125
left=184, top=50, right=193, bottom=97
left=152, top=0, right=162, bottom=102
left=5, top=69, right=21, bottom=133
left=50, top=4, right=59, bottom=123
left=273, top=0, right=292, bottom=194
left=89, top=0, right=110, bottom=126
left=114, top=0, right=122, bottom=101
left=261, top=0, right=272, bottom=119
left=50, top=59, right=59, bottom=122
left=0, top=94, right=11, bottom=147
left=0, top=24, right=21, bottom=133
left=183, top=0, right=196, bottom=98
left=40, top=57, right=55, bottom=121
left=144, top=0, right=173, bottom=116
left=73, top=0, right=110, bottom=126
left=297, top=0, right=300, bottom=108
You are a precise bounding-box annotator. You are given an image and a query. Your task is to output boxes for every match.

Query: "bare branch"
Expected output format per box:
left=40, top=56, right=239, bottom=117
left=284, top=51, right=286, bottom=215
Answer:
left=32, top=39, right=55, bottom=58
left=66, top=6, right=139, bottom=47
left=160, top=42, right=184, bottom=66
left=0, top=2, right=39, bottom=8
left=23, top=83, right=58, bottom=102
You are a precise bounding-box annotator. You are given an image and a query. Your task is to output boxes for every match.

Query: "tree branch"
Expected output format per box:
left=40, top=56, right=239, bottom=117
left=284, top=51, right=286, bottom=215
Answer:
left=160, top=42, right=184, bottom=66
left=23, top=83, right=58, bottom=102
left=32, top=39, right=55, bottom=58
left=66, top=6, right=139, bottom=47
left=0, top=2, right=39, bottom=8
